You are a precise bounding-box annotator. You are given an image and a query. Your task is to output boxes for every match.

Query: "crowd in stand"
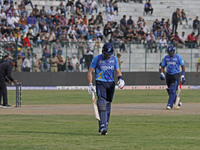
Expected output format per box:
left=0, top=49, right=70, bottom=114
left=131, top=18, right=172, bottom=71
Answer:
left=0, top=0, right=200, bottom=72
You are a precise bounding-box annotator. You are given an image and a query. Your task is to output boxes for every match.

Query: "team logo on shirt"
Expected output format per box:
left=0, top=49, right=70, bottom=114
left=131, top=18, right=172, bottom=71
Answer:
left=167, top=62, right=176, bottom=65
left=101, top=66, right=114, bottom=70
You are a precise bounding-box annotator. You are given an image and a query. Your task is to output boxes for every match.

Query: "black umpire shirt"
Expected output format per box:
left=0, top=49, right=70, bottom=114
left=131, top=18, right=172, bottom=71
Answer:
left=0, top=62, right=14, bottom=83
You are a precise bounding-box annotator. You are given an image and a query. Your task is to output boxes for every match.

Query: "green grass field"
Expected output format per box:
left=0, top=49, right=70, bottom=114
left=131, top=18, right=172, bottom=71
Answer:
left=0, top=90, right=199, bottom=150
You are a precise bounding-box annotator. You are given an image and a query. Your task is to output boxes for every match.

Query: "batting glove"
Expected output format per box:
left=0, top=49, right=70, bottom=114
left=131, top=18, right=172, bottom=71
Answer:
left=160, top=73, right=165, bottom=80
left=181, top=75, right=186, bottom=84
left=117, top=79, right=125, bottom=89
left=88, top=84, right=96, bottom=95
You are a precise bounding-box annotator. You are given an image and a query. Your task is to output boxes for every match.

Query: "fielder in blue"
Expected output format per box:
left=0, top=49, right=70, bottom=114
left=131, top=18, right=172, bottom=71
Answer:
left=88, top=43, right=125, bottom=135
left=160, top=46, right=186, bottom=110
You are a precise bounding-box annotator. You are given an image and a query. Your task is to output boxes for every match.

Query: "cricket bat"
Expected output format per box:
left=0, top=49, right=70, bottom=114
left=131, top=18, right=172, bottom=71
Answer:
left=174, top=81, right=182, bottom=109
left=92, top=92, right=100, bottom=121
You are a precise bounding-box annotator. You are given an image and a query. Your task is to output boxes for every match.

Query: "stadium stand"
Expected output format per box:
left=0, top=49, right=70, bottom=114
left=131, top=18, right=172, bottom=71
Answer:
left=0, top=0, right=199, bottom=72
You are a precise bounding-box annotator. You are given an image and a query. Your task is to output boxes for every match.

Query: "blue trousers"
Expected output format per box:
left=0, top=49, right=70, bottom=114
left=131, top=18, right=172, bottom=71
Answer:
left=166, top=73, right=180, bottom=108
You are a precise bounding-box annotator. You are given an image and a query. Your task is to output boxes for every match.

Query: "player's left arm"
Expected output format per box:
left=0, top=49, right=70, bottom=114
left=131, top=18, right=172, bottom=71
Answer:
left=114, top=56, right=125, bottom=89
left=179, top=55, right=186, bottom=83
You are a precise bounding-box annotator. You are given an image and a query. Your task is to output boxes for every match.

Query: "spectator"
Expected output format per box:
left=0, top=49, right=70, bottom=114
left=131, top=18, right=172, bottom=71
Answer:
left=103, top=22, right=112, bottom=42
left=22, top=54, right=32, bottom=72
left=120, top=37, right=126, bottom=53
left=32, top=4, right=40, bottom=18
left=172, top=8, right=181, bottom=34
left=59, top=14, right=68, bottom=29
left=88, top=15, right=96, bottom=28
left=47, top=29, right=56, bottom=43
left=174, top=32, right=184, bottom=48
left=112, top=37, right=121, bottom=55
left=152, top=19, right=163, bottom=39
left=6, top=13, right=15, bottom=29
left=66, top=0, right=75, bottom=15
left=50, top=53, right=58, bottom=72
left=38, top=14, right=46, bottom=32
left=0, top=9, right=6, bottom=25
left=66, top=56, right=73, bottom=72
left=106, top=0, right=114, bottom=14
left=89, top=0, right=98, bottom=15
left=144, top=0, right=153, bottom=15
left=87, top=36, right=96, bottom=52
left=132, top=28, right=139, bottom=43
left=179, top=31, right=187, bottom=43
left=107, top=11, right=117, bottom=28
left=83, top=0, right=89, bottom=15
left=186, top=32, right=197, bottom=48
left=143, top=22, right=150, bottom=35
left=67, top=30, right=77, bottom=45
left=180, top=9, right=188, bottom=25
left=59, top=30, right=68, bottom=47
left=75, top=0, right=84, bottom=11
left=95, top=26, right=103, bottom=41
left=57, top=55, right=66, bottom=72
left=82, top=15, right=88, bottom=25
left=42, top=44, right=50, bottom=59
left=77, top=35, right=86, bottom=59
left=95, top=12, right=104, bottom=27
left=40, top=6, right=47, bottom=17
left=84, top=48, right=93, bottom=69
left=112, top=26, right=123, bottom=39
left=45, top=14, right=53, bottom=28
left=75, top=7, right=82, bottom=16
left=52, top=39, right=62, bottom=55
left=23, top=34, right=31, bottom=48
left=137, top=16, right=144, bottom=28
left=147, top=35, right=157, bottom=53
left=127, top=16, right=134, bottom=28
left=33, top=53, right=40, bottom=72
left=193, top=16, right=200, bottom=34
left=113, top=0, right=118, bottom=16
left=75, top=15, right=83, bottom=25
left=71, top=55, right=81, bottom=72
left=27, top=13, right=38, bottom=33
left=159, top=36, right=167, bottom=52
left=40, top=54, right=49, bottom=72
left=16, top=54, right=22, bottom=72
left=138, top=28, right=146, bottom=44
left=18, top=0, right=27, bottom=17
left=58, top=2, right=66, bottom=17
left=48, top=6, right=56, bottom=18
left=120, top=15, right=127, bottom=33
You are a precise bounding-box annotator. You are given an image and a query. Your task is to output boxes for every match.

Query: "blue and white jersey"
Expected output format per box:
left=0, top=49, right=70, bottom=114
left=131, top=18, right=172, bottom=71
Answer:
left=90, top=54, right=119, bottom=82
left=161, top=54, right=184, bottom=75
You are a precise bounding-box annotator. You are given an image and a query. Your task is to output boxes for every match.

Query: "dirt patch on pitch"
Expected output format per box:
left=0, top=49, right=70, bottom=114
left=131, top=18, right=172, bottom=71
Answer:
left=0, top=103, right=199, bottom=115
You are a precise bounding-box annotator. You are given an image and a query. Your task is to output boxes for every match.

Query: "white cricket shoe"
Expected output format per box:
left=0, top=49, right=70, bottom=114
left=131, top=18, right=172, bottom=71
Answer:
left=166, top=106, right=171, bottom=110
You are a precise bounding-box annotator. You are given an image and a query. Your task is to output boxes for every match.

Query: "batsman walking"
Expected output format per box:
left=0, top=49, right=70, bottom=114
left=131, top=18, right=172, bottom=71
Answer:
left=160, top=46, right=186, bottom=110
left=88, top=43, right=125, bottom=135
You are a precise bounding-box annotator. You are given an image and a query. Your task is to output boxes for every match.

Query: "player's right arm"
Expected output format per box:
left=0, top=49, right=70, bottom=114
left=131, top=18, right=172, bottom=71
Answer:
left=160, top=57, right=166, bottom=80
left=88, top=67, right=94, bottom=84
left=87, top=56, right=98, bottom=95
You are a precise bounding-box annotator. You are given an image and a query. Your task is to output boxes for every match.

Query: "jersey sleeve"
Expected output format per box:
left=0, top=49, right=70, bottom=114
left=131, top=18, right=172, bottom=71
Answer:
left=114, top=56, right=119, bottom=69
left=161, top=57, right=166, bottom=67
left=90, top=56, right=98, bottom=68
left=178, top=55, right=184, bottom=66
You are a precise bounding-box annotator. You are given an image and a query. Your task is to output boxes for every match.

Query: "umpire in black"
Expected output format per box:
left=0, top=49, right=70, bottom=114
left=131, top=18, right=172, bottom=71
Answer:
left=0, top=59, right=17, bottom=108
